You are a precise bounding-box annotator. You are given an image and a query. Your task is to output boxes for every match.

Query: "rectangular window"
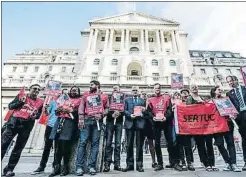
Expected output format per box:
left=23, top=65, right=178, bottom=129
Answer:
left=91, top=72, right=98, bottom=80
left=12, top=66, right=17, bottom=72
left=110, top=72, right=117, bottom=81
left=20, top=76, right=24, bottom=79
left=152, top=73, right=160, bottom=81
left=131, top=37, right=138, bottom=42
left=24, top=66, right=28, bottom=72
left=31, top=76, right=35, bottom=79
left=200, top=68, right=206, bottom=75
left=148, top=38, right=154, bottom=42
left=164, top=38, right=168, bottom=42
left=116, top=37, right=121, bottom=42
left=8, top=76, right=13, bottom=79
left=101, top=37, right=105, bottom=41
left=34, top=66, right=39, bottom=72
left=62, top=67, right=66, bottom=72
left=72, top=67, right=75, bottom=73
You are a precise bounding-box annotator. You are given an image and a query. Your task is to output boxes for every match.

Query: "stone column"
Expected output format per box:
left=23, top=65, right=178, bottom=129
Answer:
left=86, top=29, right=94, bottom=52
left=171, top=30, right=177, bottom=53
left=125, top=29, right=130, bottom=52
left=92, top=29, right=99, bottom=53
left=120, top=29, right=125, bottom=52
left=160, top=30, right=165, bottom=53
left=108, top=29, right=114, bottom=53
left=145, top=30, right=149, bottom=52
left=175, top=31, right=181, bottom=53
left=141, top=29, right=145, bottom=52
left=103, top=29, right=109, bottom=52
left=156, top=30, right=161, bottom=53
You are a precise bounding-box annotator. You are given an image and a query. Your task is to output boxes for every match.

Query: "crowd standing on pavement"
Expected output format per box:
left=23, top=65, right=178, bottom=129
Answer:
left=1, top=75, right=246, bottom=177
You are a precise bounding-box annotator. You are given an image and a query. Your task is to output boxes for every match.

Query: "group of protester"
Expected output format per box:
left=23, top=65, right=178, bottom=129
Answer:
left=1, top=75, right=246, bottom=177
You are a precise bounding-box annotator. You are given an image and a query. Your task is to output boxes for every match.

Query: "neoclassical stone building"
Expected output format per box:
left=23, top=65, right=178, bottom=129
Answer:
left=2, top=12, right=245, bottom=153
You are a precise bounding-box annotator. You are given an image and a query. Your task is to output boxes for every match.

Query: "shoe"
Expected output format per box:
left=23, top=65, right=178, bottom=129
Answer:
left=187, top=163, right=195, bottom=171
left=103, top=165, right=110, bottom=172
left=31, top=166, right=45, bottom=175
left=231, top=164, right=241, bottom=172
left=60, top=165, right=69, bottom=176
left=154, top=165, right=164, bottom=171
left=152, top=163, right=158, bottom=168
left=122, top=166, right=134, bottom=172
left=165, top=164, right=174, bottom=168
left=89, top=168, right=96, bottom=176
left=48, top=165, right=61, bottom=177
left=137, top=167, right=144, bottom=172
left=174, top=164, right=183, bottom=172
left=5, top=171, right=15, bottom=177
left=114, top=166, right=123, bottom=171
left=76, top=168, right=84, bottom=176
left=223, top=163, right=231, bottom=171
left=242, top=163, right=246, bottom=171
left=182, top=164, right=188, bottom=171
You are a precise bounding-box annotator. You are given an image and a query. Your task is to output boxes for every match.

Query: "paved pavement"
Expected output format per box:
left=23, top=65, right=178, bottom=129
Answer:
left=2, top=153, right=245, bottom=176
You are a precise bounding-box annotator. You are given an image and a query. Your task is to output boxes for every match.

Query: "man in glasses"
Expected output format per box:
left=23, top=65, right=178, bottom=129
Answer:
left=2, top=84, right=44, bottom=177
left=103, top=85, right=124, bottom=172
left=141, top=91, right=157, bottom=168
left=122, top=86, right=146, bottom=172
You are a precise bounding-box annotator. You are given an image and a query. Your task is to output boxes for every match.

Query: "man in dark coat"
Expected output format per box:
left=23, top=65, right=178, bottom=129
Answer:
left=122, top=86, right=146, bottom=172
left=226, top=75, right=246, bottom=171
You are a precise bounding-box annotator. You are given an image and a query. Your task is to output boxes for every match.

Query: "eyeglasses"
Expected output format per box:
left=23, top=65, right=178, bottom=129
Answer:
left=32, top=87, right=41, bottom=91
left=132, top=90, right=138, bottom=91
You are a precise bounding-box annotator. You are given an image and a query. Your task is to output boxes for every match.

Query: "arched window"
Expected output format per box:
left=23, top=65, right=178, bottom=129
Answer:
left=129, top=47, right=139, bottom=52
left=93, top=58, right=100, bottom=65
left=169, top=60, right=176, bottom=66
left=111, top=59, right=118, bottom=66
left=152, top=59, right=158, bottom=66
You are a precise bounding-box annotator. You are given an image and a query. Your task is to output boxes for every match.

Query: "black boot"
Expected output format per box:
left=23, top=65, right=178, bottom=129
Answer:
left=48, top=165, right=61, bottom=177
left=60, top=165, right=69, bottom=176
left=103, top=164, right=110, bottom=172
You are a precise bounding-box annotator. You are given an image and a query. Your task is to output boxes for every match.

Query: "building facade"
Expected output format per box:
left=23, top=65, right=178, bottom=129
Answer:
left=1, top=12, right=245, bottom=153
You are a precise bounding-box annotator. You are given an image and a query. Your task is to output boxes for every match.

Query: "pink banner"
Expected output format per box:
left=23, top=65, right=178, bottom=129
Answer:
left=44, top=80, right=62, bottom=97
left=213, top=97, right=238, bottom=116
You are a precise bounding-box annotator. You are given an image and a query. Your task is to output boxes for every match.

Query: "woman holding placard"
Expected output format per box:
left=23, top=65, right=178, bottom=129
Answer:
left=210, top=86, right=241, bottom=172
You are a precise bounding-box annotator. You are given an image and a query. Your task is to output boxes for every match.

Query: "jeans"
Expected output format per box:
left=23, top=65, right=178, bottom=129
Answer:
left=104, top=122, right=123, bottom=166
left=214, top=130, right=236, bottom=165
left=39, top=125, right=54, bottom=168
left=76, top=119, right=101, bottom=170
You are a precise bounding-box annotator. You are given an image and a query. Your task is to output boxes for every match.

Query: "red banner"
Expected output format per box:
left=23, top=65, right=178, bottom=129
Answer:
left=174, top=103, right=229, bottom=135
left=39, top=96, right=54, bottom=125
left=4, top=87, right=26, bottom=121
left=109, top=92, right=125, bottom=112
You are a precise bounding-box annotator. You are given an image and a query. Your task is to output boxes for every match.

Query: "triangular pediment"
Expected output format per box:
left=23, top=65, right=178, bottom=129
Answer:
left=90, top=12, right=179, bottom=25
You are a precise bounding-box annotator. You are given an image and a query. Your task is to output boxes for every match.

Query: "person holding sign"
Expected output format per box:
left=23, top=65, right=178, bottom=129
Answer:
left=226, top=75, right=246, bottom=171
left=2, top=84, right=44, bottom=177
left=210, top=86, right=241, bottom=172
left=122, top=86, right=146, bottom=172
left=147, top=83, right=181, bottom=171
left=103, top=86, right=124, bottom=172
left=76, top=81, right=109, bottom=176
left=187, top=84, right=218, bottom=172
left=31, top=89, right=68, bottom=175
left=141, top=92, right=157, bottom=169
left=48, top=86, right=81, bottom=177
left=177, top=89, right=195, bottom=171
